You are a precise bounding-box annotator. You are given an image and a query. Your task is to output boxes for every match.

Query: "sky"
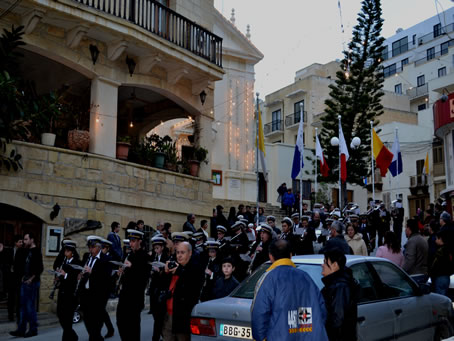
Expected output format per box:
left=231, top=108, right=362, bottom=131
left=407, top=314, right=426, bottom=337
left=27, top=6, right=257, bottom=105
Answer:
left=214, top=0, right=454, bottom=98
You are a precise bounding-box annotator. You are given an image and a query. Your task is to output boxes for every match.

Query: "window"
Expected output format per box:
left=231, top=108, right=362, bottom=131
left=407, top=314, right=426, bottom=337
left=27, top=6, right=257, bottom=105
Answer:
left=271, top=110, right=282, bottom=131
left=350, top=263, right=379, bottom=303
left=381, top=47, right=388, bottom=61
left=401, top=58, right=409, bottom=68
left=294, top=100, right=304, bottom=123
left=417, top=75, right=425, bottom=87
left=433, top=145, right=444, bottom=163
left=416, top=159, right=425, bottom=175
left=434, top=23, right=442, bottom=38
left=392, top=37, right=408, bottom=57
left=438, top=67, right=447, bottom=77
left=370, top=262, right=415, bottom=299
left=412, top=34, right=416, bottom=45
left=427, top=47, right=435, bottom=60
left=417, top=103, right=427, bottom=111
left=292, top=179, right=311, bottom=199
left=394, top=83, right=402, bottom=94
left=441, top=41, right=449, bottom=55
left=383, top=63, right=396, bottom=78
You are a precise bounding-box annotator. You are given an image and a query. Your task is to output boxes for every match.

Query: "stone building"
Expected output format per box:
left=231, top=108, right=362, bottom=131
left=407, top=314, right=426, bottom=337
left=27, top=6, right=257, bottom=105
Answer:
left=0, top=0, right=228, bottom=312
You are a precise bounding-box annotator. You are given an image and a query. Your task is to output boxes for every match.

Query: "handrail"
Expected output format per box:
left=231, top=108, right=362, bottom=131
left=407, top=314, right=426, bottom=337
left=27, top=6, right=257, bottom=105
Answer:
left=285, top=111, right=307, bottom=127
left=73, top=0, right=223, bottom=67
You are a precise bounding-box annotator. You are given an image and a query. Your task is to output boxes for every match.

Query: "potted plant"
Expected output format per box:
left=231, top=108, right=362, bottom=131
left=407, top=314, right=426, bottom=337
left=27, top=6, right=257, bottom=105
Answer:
left=148, top=134, right=171, bottom=169
left=189, top=146, right=208, bottom=177
left=66, top=95, right=92, bottom=152
left=116, top=135, right=131, bottom=160
left=163, top=140, right=178, bottom=171
left=33, top=91, right=63, bottom=146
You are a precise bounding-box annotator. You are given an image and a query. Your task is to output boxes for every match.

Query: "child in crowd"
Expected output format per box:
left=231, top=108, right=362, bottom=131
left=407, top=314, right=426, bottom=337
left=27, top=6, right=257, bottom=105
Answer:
left=212, top=257, right=239, bottom=299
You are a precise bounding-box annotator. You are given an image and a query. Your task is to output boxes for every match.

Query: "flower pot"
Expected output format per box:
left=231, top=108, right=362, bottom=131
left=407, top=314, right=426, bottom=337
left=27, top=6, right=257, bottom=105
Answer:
left=41, top=133, right=56, bottom=146
left=165, top=162, right=178, bottom=172
left=68, top=130, right=90, bottom=152
left=152, top=152, right=166, bottom=169
left=189, top=160, right=200, bottom=177
left=116, top=142, right=131, bottom=160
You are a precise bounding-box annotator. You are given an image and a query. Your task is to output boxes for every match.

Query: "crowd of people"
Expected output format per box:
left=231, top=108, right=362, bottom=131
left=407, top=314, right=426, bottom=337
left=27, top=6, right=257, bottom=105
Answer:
left=0, top=198, right=453, bottom=340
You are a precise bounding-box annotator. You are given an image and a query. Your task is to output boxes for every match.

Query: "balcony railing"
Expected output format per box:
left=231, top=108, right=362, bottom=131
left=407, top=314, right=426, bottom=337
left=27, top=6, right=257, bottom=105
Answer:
left=73, top=0, right=223, bottom=67
left=418, top=23, right=454, bottom=46
left=383, top=65, right=403, bottom=78
left=410, top=174, right=428, bottom=187
left=285, top=111, right=307, bottom=127
left=406, top=83, right=428, bottom=100
left=264, top=120, right=283, bottom=135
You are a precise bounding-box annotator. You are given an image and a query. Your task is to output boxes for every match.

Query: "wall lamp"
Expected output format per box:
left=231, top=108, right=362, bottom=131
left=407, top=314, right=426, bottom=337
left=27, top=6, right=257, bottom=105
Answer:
left=199, top=90, right=207, bottom=105
left=441, top=88, right=450, bottom=102
left=89, top=44, right=99, bottom=65
left=126, top=56, right=136, bottom=77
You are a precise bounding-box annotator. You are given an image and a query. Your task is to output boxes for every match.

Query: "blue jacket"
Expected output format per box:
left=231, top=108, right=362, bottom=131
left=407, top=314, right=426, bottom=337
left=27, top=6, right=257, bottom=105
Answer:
left=251, top=259, right=328, bottom=341
left=107, top=231, right=123, bottom=260
left=282, top=192, right=295, bottom=206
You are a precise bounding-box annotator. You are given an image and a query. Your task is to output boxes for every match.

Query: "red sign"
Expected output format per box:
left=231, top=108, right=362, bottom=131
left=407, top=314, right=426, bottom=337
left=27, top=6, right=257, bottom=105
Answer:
left=434, top=93, right=454, bottom=135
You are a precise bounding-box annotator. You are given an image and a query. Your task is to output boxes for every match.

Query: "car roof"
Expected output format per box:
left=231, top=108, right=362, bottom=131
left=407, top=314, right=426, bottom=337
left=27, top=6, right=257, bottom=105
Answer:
left=290, top=254, right=392, bottom=266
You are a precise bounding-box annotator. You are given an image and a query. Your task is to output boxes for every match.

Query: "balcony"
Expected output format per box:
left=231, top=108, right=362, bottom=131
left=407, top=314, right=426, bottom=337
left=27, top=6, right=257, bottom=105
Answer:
left=406, top=83, right=428, bottom=100
left=417, top=23, right=454, bottom=46
left=73, top=0, right=223, bottom=67
left=410, top=174, right=429, bottom=195
left=264, top=120, right=284, bottom=136
left=383, top=65, right=403, bottom=78
left=285, top=111, right=307, bottom=128
left=433, top=162, right=446, bottom=177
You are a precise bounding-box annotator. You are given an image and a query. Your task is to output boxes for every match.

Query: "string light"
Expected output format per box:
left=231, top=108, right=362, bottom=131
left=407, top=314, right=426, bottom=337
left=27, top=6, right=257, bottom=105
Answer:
left=96, top=117, right=100, bottom=123
left=130, top=121, right=134, bottom=128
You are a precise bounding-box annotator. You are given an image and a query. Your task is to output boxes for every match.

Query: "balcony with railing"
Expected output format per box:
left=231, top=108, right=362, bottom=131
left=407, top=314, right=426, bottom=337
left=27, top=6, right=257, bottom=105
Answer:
left=285, top=111, right=307, bottom=128
left=418, top=23, right=454, bottom=46
left=264, top=120, right=284, bottom=136
left=406, top=83, right=428, bottom=100
left=72, top=0, right=223, bottom=67
left=409, top=174, right=429, bottom=195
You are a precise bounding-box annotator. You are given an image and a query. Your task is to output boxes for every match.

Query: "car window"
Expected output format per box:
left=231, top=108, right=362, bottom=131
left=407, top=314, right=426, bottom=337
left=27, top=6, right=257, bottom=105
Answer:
left=231, top=264, right=269, bottom=299
left=370, top=261, right=415, bottom=299
left=296, top=264, right=324, bottom=290
left=350, top=263, right=379, bottom=303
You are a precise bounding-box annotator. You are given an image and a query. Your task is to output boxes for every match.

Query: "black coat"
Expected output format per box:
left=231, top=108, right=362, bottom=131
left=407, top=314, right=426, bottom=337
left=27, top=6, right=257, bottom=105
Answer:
left=200, top=257, right=222, bottom=302
left=321, top=235, right=352, bottom=255
left=79, top=251, right=110, bottom=298
left=213, top=276, right=239, bottom=299
left=170, top=260, right=204, bottom=334
left=250, top=240, right=271, bottom=273
left=321, top=267, right=358, bottom=341
left=59, top=256, right=82, bottom=295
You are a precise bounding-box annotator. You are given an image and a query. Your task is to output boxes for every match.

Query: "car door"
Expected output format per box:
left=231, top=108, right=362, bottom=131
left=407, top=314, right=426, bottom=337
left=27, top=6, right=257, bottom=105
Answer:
left=369, top=261, right=434, bottom=341
left=350, top=263, right=396, bottom=341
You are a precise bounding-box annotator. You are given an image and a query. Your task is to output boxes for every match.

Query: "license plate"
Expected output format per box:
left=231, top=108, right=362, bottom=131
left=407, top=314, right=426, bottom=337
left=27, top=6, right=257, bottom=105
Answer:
left=219, top=324, right=252, bottom=339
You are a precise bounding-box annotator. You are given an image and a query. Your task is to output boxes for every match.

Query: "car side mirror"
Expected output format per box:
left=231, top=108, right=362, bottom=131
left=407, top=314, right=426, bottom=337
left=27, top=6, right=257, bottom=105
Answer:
left=417, top=283, right=431, bottom=296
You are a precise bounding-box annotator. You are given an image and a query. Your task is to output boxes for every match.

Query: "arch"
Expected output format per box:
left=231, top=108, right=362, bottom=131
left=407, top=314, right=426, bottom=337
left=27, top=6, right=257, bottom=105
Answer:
left=0, top=192, right=53, bottom=224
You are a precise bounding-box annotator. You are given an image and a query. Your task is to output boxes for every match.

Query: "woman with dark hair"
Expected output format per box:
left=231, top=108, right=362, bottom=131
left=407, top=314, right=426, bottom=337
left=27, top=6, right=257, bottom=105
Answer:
left=227, top=207, right=237, bottom=227
left=376, top=231, right=404, bottom=267
left=344, top=224, right=367, bottom=256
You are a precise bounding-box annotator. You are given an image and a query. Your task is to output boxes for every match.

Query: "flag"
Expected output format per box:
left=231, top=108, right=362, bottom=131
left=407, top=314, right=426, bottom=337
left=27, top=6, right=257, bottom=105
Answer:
left=388, top=130, right=403, bottom=177
left=372, top=129, right=394, bottom=177
left=316, top=133, right=330, bottom=177
left=256, top=111, right=267, bottom=180
left=291, top=111, right=304, bottom=179
left=339, top=124, right=349, bottom=183
left=422, top=152, right=429, bottom=175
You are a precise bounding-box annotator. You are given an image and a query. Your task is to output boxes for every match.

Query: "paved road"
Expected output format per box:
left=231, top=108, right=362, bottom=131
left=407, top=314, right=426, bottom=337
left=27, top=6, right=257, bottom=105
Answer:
left=0, top=311, right=155, bottom=341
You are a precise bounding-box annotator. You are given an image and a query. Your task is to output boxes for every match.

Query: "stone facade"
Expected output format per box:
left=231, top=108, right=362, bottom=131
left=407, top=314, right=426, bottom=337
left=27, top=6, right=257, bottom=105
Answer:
left=0, top=141, right=213, bottom=311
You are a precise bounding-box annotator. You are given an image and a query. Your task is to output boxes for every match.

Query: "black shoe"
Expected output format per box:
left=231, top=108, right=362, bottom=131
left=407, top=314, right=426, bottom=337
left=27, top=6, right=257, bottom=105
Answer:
left=9, top=330, right=25, bottom=337
left=105, top=330, right=114, bottom=338
left=24, top=330, right=38, bottom=338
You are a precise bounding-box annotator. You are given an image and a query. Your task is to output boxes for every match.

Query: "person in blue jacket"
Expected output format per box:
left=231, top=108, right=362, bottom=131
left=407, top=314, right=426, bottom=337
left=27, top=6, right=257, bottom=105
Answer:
left=251, top=239, right=328, bottom=341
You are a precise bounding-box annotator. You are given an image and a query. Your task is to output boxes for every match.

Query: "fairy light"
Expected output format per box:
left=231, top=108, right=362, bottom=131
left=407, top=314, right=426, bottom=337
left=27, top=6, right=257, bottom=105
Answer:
left=96, top=117, right=100, bottom=123
left=130, top=121, right=133, bottom=128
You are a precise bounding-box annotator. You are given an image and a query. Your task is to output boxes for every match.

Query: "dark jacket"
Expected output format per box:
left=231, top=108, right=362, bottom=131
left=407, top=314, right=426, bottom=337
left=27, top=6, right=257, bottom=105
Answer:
left=59, top=256, right=82, bottom=295
left=322, top=235, right=352, bottom=255
left=170, top=260, right=204, bottom=334
left=250, top=240, right=271, bottom=273
left=403, top=233, right=428, bottom=275
left=22, top=247, right=44, bottom=283
left=200, top=257, right=222, bottom=302
left=213, top=276, right=239, bottom=299
left=429, top=245, right=453, bottom=278
left=321, top=267, right=358, bottom=341
left=282, top=192, right=295, bottom=206
left=79, top=251, right=110, bottom=298
left=107, top=231, right=123, bottom=261
left=183, top=221, right=197, bottom=233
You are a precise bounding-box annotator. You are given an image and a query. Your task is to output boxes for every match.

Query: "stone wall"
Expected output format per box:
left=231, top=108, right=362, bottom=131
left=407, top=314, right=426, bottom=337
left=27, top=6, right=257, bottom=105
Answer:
left=0, top=141, right=213, bottom=311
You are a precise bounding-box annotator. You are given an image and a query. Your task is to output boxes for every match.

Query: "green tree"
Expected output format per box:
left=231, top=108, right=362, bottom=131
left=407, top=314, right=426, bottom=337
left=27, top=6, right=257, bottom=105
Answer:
left=318, top=0, right=385, bottom=207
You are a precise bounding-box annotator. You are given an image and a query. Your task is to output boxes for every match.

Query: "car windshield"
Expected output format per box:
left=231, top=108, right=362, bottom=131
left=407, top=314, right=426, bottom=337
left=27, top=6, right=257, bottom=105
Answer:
left=231, top=262, right=324, bottom=299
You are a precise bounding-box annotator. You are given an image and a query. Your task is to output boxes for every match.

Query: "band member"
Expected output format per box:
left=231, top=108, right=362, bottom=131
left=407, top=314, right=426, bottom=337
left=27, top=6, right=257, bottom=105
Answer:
left=215, top=226, right=230, bottom=258
left=279, top=217, right=297, bottom=255
left=116, top=229, right=150, bottom=341
left=200, top=241, right=222, bottom=302
left=295, top=216, right=315, bottom=255
left=149, top=236, right=170, bottom=341
left=100, top=238, right=115, bottom=338
left=56, top=240, right=81, bottom=341
left=230, top=221, right=250, bottom=281
left=250, top=224, right=273, bottom=273
left=78, top=236, right=110, bottom=341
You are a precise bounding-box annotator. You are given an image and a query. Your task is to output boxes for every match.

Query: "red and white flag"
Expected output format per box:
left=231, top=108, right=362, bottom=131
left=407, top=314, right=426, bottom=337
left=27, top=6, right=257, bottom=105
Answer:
left=339, top=124, right=350, bottom=183
left=315, top=133, right=330, bottom=177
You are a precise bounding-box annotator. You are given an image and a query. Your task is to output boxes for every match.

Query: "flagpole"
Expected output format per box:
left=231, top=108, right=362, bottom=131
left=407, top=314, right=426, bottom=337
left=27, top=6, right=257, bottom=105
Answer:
left=370, top=121, right=375, bottom=204
left=315, top=127, right=318, bottom=204
left=256, top=93, right=260, bottom=225
left=395, top=127, right=399, bottom=199
left=338, top=115, right=342, bottom=209
left=299, top=102, right=303, bottom=218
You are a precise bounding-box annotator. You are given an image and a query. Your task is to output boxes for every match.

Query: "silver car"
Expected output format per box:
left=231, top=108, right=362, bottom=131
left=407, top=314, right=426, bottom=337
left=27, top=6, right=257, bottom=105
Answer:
left=191, top=255, right=454, bottom=341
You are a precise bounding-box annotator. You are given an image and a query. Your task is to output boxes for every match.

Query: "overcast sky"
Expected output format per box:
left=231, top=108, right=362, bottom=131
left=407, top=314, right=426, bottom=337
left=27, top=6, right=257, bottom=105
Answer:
left=214, top=0, right=454, bottom=98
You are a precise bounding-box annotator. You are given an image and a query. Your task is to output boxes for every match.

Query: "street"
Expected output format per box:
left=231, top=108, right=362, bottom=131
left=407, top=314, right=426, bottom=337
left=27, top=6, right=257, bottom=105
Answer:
left=0, top=311, right=154, bottom=341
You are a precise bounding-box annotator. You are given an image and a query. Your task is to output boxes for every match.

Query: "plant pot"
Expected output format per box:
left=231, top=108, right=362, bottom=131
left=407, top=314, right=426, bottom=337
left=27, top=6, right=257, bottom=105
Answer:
left=165, top=162, right=178, bottom=172
left=116, top=142, right=131, bottom=160
left=152, top=152, right=166, bottom=169
left=188, top=160, right=200, bottom=177
left=68, top=130, right=90, bottom=152
left=41, top=133, right=56, bottom=146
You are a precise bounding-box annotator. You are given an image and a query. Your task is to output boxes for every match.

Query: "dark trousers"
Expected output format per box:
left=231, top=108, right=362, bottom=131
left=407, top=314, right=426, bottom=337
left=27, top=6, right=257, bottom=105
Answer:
left=377, top=226, right=389, bottom=247
left=117, top=298, right=141, bottom=341
left=57, top=292, right=78, bottom=341
left=18, top=281, right=39, bottom=333
left=393, top=222, right=403, bottom=246
left=103, top=307, right=114, bottom=333
left=7, top=277, right=20, bottom=322
left=80, top=290, right=104, bottom=341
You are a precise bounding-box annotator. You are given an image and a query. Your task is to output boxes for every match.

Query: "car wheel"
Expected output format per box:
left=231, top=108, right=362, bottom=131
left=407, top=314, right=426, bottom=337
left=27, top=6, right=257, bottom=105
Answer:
left=73, top=310, right=81, bottom=324
left=434, top=318, right=454, bottom=341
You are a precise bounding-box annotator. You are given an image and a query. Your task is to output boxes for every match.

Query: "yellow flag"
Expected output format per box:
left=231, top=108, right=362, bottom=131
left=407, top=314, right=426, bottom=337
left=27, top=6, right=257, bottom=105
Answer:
left=256, top=111, right=267, bottom=179
left=423, top=152, right=429, bottom=175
